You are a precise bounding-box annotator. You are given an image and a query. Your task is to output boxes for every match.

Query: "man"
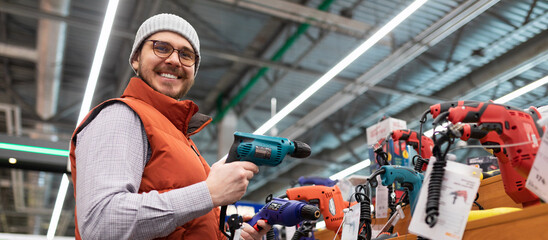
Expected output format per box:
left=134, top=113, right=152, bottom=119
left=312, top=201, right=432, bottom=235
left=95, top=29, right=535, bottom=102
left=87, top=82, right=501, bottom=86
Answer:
left=70, top=13, right=270, bottom=239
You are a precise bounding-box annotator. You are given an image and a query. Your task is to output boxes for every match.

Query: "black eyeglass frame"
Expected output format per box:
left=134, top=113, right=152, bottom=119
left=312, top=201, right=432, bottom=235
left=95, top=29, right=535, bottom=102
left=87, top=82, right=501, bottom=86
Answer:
left=145, top=40, right=198, bottom=67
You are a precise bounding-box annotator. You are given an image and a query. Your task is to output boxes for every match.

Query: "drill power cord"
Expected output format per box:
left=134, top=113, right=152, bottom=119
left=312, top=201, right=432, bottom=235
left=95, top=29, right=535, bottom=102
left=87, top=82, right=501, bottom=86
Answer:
left=474, top=192, right=484, bottom=210
left=290, top=220, right=315, bottom=240
left=354, top=184, right=373, bottom=240
left=424, top=120, right=453, bottom=228
left=448, top=140, right=535, bottom=153
left=415, top=109, right=430, bottom=173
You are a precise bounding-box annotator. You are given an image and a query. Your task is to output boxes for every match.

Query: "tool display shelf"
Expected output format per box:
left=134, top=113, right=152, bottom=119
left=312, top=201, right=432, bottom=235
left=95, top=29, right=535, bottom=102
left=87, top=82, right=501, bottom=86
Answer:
left=383, top=174, right=546, bottom=240
left=315, top=174, right=540, bottom=240
left=380, top=203, right=548, bottom=239
left=314, top=207, right=413, bottom=240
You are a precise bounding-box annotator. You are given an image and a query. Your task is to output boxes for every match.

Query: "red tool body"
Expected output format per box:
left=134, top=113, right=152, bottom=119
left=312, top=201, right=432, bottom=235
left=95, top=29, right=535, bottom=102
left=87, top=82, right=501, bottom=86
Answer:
left=391, top=129, right=434, bottom=171
left=429, top=100, right=481, bottom=119
left=446, top=102, right=543, bottom=178
left=460, top=124, right=541, bottom=207
left=285, top=185, right=356, bottom=232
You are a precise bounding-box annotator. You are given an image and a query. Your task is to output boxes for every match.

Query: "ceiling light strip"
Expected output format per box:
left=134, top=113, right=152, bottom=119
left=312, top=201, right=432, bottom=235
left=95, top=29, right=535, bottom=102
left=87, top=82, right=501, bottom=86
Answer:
left=329, top=159, right=371, bottom=180
left=48, top=1, right=120, bottom=239
left=77, top=0, right=120, bottom=125
left=47, top=173, right=69, bottom=240
left=254, top=0, right=428, bottom=135
left=494, top=74, right=548, bottom=104
left=0, top=142, right=69, bottom=157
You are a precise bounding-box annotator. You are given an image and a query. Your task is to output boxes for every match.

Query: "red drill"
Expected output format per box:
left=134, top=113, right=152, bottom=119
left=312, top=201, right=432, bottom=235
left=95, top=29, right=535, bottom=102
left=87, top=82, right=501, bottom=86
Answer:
left=444, top=101, right=543, bottom=178
left=459, top=123, right=540, bottom=207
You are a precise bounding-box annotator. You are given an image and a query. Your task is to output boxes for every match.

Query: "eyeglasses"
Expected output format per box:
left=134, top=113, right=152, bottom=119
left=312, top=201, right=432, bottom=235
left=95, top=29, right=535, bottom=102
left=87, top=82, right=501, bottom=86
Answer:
left=145, top=40, right=198, bottom=67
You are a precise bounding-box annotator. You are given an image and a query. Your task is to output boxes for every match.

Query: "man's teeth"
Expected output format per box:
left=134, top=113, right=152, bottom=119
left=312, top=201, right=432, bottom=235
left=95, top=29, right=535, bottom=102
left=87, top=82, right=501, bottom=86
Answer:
left=160, top=73, right=178, bottom=79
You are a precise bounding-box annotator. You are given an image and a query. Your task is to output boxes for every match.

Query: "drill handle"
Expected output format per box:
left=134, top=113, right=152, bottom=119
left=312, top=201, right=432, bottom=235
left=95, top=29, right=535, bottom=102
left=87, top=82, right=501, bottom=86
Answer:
left=247, top=214, right=266, bottom=232
left=226, top=133, right=247, bottom=163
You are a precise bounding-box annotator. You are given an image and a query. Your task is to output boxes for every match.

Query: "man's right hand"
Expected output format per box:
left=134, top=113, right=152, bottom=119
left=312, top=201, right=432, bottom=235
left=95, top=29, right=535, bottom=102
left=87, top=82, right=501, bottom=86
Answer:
left=206, top=158, right=259, bottom=207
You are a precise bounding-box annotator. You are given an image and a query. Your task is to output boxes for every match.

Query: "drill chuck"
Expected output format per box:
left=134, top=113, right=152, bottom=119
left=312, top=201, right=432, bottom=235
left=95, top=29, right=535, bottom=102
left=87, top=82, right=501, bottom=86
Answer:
left=300, top=205, right=321, bottom=220
left=291, top=140, right=311, bottom=158
left=247, top=198, right=320, bottom=231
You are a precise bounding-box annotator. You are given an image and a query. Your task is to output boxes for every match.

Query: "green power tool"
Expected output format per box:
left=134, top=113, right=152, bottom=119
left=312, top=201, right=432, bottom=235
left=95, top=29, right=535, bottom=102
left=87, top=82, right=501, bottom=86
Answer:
left=225, top=132, right=311, bottom=166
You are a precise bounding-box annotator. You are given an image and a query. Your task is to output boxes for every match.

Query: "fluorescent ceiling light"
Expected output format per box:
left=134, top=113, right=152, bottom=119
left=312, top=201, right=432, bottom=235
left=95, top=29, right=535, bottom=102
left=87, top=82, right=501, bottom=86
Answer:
left=47, top=173, right=69, bottom=240
left=254, top=0, right=428, bottom=135
left=77, top=0, right=120, bottom=125
left=0, top=142, right=69, bottom=157
left=329, top=159, right=371, bottom=180
left=494, top=75, right=548, bottom=104
left=49, top=1, right=120, bottom=239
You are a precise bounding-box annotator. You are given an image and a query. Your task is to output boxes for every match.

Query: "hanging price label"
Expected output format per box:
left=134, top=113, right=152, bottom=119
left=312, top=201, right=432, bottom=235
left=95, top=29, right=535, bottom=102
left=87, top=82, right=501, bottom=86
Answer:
left=526, top=127, right=548, bottom=200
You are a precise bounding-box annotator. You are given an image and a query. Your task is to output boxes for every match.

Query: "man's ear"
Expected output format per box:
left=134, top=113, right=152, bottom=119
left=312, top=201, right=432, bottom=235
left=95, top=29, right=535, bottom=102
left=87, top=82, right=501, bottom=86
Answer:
left=131, top=51, right=140, bottom=71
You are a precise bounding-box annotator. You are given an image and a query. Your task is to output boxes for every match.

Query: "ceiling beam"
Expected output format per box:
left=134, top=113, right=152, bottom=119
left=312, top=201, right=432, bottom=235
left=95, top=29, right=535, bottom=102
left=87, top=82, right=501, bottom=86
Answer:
left=214, top=0, right=376, bottom=39
left=279, top=0, right=499, bottom=140
left=0, top=2, right=134, bottom=39
left=0, top=43, right=37, bottom=62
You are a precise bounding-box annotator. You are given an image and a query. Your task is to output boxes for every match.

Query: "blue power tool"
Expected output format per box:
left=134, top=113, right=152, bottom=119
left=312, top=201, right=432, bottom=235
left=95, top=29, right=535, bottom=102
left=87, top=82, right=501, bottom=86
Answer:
left=226, top=132, right=311, bottom=166
left=246, top=197, right=321, bottom=231
left=297, top=176, right=338, bottom=187
left=370, top=165, right=424, bottom=214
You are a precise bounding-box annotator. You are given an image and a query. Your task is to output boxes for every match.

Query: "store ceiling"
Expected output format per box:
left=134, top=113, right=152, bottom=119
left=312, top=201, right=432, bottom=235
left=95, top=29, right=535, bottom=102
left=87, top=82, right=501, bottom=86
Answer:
left=0, top=0, right=547, bottom=237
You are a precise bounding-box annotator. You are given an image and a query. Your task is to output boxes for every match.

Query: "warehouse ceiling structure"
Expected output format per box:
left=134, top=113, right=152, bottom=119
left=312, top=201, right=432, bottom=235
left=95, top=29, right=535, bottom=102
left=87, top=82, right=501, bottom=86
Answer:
left=0, top=0, right=547, bottom=237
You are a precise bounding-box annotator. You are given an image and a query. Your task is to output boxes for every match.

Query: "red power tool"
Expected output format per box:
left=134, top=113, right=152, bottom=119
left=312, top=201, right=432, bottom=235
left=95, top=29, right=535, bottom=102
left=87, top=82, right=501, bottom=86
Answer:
left=441, top=101, right=543, bottom=178
left=460, top=123, right=540, bottom=207
left=429, top=100, right=483, bottom=119
left=285, top=185, right=357, bottom=233
left=390, top=129, right=434, bottom=171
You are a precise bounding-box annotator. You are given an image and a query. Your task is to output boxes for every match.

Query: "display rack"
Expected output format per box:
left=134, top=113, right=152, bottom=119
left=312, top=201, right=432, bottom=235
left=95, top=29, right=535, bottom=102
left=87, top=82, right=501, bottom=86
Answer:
left=314, top=174, right=548, bottom=240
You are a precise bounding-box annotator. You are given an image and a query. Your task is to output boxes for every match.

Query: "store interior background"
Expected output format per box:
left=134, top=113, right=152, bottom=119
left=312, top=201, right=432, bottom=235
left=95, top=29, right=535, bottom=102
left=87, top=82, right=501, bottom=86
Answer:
left=0, top=0, right=547, bottom=237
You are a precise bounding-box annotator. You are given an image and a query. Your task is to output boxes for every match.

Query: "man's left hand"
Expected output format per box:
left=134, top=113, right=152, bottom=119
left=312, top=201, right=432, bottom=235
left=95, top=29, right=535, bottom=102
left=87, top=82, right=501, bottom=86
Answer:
left=240, top=215, right=272, bottom=240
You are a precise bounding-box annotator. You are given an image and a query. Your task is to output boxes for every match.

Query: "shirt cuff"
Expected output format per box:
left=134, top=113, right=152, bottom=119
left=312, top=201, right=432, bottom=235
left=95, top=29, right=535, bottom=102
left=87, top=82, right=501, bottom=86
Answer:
left=168, top=181, right=215, bottom=225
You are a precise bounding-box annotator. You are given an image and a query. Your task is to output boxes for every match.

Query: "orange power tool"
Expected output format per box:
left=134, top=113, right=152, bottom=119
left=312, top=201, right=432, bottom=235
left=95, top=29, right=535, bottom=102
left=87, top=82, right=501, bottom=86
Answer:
left=285, top=185, right=357, bottom=232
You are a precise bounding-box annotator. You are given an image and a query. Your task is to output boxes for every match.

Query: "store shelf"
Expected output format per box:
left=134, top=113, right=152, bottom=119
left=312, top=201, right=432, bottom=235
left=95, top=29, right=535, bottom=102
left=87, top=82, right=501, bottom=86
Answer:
left=314, top=174, right=546, bottom=240
left=472, top=174, right=523, bottom=210
left=464, top=203, right=548, bottom=239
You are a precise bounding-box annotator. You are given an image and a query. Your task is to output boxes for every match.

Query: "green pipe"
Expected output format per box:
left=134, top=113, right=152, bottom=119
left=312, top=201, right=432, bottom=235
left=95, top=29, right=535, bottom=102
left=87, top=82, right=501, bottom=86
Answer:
left=212, top=0, right=335, bottom=124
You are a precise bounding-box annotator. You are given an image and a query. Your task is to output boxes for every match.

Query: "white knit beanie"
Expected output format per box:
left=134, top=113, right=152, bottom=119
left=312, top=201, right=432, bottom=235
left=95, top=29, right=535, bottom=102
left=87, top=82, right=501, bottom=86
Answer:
left=129, top=13, right=200, bottom=76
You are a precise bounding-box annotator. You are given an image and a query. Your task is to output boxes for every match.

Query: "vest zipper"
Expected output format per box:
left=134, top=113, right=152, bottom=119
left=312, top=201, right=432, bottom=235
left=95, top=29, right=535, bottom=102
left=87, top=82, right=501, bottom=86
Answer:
left=190, top=145, right=200, bottom=157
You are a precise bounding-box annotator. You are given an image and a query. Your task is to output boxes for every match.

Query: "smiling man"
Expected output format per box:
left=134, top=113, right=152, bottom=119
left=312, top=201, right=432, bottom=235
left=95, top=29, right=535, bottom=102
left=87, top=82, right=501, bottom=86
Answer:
left=69, top=13, right=270, bottom=240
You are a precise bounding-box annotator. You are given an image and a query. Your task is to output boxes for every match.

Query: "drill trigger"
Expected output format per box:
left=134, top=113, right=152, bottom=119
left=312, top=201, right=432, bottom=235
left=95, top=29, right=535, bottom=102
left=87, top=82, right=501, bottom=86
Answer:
left=401, top=182, right=414, bottom=191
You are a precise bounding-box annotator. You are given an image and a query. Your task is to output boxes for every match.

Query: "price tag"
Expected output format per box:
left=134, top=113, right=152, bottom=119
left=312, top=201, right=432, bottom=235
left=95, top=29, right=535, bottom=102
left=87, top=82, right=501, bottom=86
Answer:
left=408, top=157, right=481, bottom=240
left=375, top=175, right=389, bottom=219
left=526, top=127, right=548, bottom=201
left=341, top=204, right=361, bottom=240
left=285, top=226, right=296, bottom=239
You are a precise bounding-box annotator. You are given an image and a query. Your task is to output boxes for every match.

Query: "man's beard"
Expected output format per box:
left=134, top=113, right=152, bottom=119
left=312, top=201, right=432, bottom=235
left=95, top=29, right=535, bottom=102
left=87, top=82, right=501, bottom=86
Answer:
left=137, top=63, right=194, bottom=100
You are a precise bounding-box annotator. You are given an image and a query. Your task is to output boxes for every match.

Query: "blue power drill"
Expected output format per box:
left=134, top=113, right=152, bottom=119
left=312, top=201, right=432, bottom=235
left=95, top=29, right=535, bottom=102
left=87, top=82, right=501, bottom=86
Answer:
left=369, top=165, right=424, bottom=214
left=226, top=132, right=311, bottom=166
left=247, top=197, right=321, bottom=231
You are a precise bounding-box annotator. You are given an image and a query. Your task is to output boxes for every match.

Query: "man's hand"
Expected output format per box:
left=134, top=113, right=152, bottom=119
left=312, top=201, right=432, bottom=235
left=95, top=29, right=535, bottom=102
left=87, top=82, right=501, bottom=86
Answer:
left=240, top=215, right=271, bottom=240
left=206, top=158, right=259, bottom=207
